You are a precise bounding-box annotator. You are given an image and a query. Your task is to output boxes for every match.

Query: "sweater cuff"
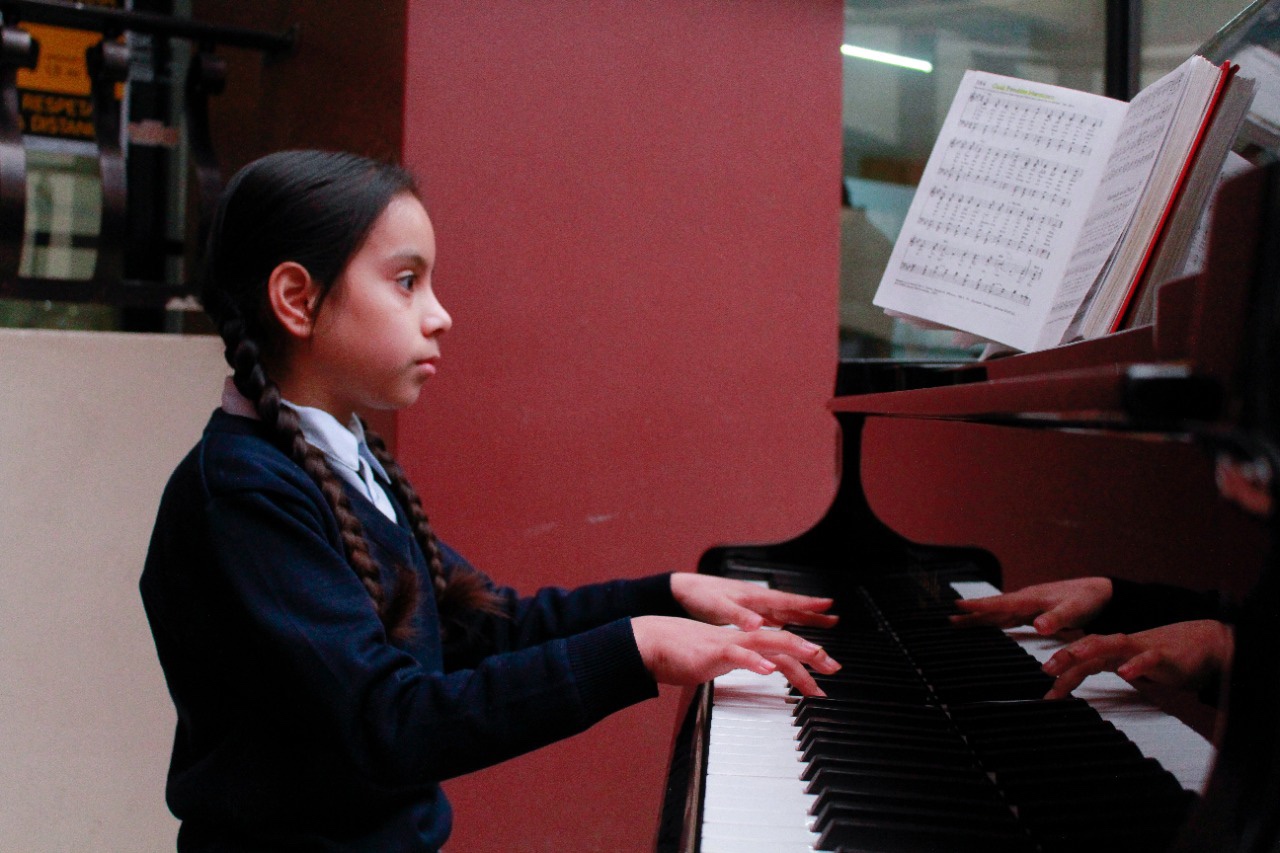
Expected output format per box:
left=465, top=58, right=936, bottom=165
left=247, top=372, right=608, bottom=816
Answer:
left=626, top=572, right=686, bottom=618
left=566, top=618, right=657, bottom=723
left=1089, top=577, right=1226, bottom=634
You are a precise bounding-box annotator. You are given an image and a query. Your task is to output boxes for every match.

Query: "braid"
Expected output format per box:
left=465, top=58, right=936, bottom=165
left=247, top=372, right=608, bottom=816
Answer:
left=361, top=423, right=504, bottom=634
left=200, top=150, right=449, bottom=645
left=225, top=319, right=420, bottom=643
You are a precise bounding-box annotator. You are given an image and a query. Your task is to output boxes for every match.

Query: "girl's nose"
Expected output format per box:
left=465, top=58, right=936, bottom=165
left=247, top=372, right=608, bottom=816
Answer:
left=424, top=295, right=452, bottom=335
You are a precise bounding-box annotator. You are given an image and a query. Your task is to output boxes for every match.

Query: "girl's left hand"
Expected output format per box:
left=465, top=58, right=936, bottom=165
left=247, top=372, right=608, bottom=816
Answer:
left=670, top=572, right=839, bottom=632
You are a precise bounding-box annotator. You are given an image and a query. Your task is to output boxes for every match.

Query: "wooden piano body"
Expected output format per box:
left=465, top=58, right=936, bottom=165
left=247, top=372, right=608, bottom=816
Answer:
left=659, top=159, right=1280, bottom=852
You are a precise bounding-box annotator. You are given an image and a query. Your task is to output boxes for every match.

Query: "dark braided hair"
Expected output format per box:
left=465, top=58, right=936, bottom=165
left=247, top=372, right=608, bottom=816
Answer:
left=202, top=149, right=500, bottom=642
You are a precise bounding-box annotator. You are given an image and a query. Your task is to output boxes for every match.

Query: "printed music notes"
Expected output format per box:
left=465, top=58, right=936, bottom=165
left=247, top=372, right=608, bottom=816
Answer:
left=873, top=56, right=1249, bottom=353
left=958, top=88, right=1105, bottom=157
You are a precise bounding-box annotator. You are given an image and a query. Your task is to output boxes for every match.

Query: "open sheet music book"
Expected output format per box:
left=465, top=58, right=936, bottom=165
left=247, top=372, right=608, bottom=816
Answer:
left=871, top=55, right=1255, bottom=353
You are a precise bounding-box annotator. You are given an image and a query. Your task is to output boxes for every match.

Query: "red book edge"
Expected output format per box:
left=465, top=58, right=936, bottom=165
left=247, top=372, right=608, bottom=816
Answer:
left=1110, top=60, right=1239, bottom=333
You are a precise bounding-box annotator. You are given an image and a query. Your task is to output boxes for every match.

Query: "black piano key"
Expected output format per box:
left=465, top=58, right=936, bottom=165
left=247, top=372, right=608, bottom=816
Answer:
left=1015, top=786, right=1195, bottom=823
left=801, top=750, right=982, bottom=782
left=914, top=655, right=1046, bottom=674
left=798, top=716, right=958, bottom=741
left=994, top=760, right=1189, bottom=808
left=800, top=732, right=973, bottom=764
left=964, top=723, right=1129, bottom=751
left=808, top=768, right=1001, bottom=806
left=816, top=814, right=1037, bottom=853
left=811, top=794, right=1020, bottom=838
left=805, top=666, right=930, bottom=687
left=794, top=696, right=948, bottom=723
left=811, top=778, right=1008, bottom=819
left=796, top=713, right=957, bottom=740
left=799, top=676, right=933, bottom=704
left=996, top=759, right=1186, bottom=799
left=1031, top=815, right=1189, bottom=853
left=932, top=675, right=1057, bottom=703
left=979, top=743, right=1149, bottom=776
left=798, top=726, right=967, bottom=758
left=949, top=697, right=1099, bottom=724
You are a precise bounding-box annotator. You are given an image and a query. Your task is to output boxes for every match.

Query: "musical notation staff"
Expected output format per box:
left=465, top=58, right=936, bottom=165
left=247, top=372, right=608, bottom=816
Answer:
left=936, top=140, right=1084, bottom=209
left=916, top=187, right=1062, bottom=260
left=898, top=235, right=1038, bottom=306
left=960, top=88, right=1106, bottom=158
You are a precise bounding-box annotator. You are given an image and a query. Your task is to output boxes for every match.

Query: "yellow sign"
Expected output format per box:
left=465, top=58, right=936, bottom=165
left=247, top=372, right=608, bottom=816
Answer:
left=16, top=1, right=123, bottom=141
left=17, top=22, right=102, bottom=96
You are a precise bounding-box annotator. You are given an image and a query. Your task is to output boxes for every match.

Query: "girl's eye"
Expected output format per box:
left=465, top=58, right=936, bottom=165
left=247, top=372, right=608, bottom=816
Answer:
left=396, top=273, right=417, bottom=291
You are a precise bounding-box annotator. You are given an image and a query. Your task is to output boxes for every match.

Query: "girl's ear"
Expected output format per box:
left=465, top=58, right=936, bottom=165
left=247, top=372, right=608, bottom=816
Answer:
left=267, top=261, right=321, bottom=339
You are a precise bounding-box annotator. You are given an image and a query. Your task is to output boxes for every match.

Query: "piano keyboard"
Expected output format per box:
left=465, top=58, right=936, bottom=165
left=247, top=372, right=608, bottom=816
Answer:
left=699, top=577, right=1215, bottom=853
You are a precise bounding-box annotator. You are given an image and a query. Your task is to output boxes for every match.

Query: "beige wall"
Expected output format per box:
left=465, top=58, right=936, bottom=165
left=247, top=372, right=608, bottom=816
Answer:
left=0, top=328, right=224, bottom=849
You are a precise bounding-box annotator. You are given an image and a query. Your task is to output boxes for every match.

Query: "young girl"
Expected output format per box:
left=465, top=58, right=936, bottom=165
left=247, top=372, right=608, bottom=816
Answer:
left=140, top=149, right=841, bottom=851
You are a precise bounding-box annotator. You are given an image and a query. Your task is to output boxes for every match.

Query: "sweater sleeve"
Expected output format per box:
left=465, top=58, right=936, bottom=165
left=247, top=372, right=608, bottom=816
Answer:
left=155, top=464, right=657, bottom=788
left=438, top=543, right=687, bottom=668
left=1085, top=578, right=1236, bottom=634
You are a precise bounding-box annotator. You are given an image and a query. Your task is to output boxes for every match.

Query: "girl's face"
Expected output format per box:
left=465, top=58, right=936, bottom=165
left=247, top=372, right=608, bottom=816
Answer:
left=301, top=192, right=452, bottom=419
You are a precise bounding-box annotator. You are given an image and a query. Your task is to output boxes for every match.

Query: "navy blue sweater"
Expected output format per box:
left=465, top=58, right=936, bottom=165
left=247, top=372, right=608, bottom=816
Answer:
left=1088, top=578, right=1238, bottom=634
left=140, top=410, right=682, bottom=851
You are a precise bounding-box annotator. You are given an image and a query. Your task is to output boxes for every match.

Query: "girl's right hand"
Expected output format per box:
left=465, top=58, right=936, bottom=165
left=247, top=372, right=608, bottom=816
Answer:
left=631, top=615, right=842, bottom=697
left=949, top=577, right=1114, bottom=635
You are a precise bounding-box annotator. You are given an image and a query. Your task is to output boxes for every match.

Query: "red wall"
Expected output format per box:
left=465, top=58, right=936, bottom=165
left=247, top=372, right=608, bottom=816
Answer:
left=398, top=2, right=843, bottom=850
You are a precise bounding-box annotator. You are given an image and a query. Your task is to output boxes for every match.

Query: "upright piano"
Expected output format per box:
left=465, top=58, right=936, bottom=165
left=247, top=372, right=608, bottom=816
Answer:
left=658, top=102, right=1280, bottom=853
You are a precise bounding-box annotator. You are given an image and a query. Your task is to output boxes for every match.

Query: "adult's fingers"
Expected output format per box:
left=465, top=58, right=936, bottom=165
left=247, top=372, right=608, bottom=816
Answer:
left=949, top=594, right=1036, bottom=629
left=1044, top=658, right=1108, bottom=699
left=1116, top=648, right=1163, bottom=682
left=1042, top=633, right=1130, bottom=676
left=1033, top=596, right=1103, bottom=635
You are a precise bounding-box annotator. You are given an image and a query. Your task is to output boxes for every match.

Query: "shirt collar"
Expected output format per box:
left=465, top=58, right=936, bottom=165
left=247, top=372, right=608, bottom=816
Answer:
left=220, top=376, right=390, bottom=483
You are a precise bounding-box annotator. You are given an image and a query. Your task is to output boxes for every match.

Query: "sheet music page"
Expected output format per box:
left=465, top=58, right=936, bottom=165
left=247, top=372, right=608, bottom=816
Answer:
left=873, top=71, right=1127, bottom=352
left=1051, top=58, right=1203, bottom=345
left=1074, top=56, right=1228, bottom=340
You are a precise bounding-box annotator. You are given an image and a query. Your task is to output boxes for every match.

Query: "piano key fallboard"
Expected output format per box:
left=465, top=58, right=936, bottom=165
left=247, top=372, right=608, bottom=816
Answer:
left=694, top=564, right=1214, bottom=853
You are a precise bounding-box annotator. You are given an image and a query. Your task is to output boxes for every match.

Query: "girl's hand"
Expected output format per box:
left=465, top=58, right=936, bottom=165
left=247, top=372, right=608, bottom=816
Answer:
left=670, top=572, right=838, bottom=632
left=1040, top=619, right=1233, bottom=700
left=631, top=615, right=842, bottom=697
left=949, top=577, right=1113, bottom=635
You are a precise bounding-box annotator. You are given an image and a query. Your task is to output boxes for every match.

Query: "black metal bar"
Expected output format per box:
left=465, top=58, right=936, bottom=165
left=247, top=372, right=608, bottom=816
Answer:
left=85, top=37, right=128, bottom=289
left=1104, top=0, right=1141, bottom=101
left=0, top=25, right=36, bottom=280
left=185, top=50, right=225, bottom=254
left=0, top=0, right=294, bottom=54
left=0, top=275, right=186, bottom=305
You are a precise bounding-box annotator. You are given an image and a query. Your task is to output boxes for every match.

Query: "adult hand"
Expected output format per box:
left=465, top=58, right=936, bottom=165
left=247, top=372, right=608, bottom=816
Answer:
left=950, top=577, right=1113, bottom=635
left=1040, top=619, right=1233, bottom=700
left=670, top=572, right=838, bottom=632
left=631, top=615, right=842, bottom=697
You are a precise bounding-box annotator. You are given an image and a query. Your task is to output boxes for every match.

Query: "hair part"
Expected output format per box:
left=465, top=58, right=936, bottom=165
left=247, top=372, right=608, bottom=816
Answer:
left=203, top=149, right=500, bottom=641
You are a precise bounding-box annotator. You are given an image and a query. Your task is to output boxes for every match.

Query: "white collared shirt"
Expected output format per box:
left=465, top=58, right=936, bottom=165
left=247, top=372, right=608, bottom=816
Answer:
left=220, top=377, right=398, bottom=521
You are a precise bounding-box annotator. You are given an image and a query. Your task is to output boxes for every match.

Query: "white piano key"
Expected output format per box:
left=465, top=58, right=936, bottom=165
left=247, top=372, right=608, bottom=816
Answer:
left=701, top=668, right=821, bottom=852
left=700, top=840, right=816, bottom=853
left=701, top=773, right=808, bottom=809
left=702, top=821, right=820, bottom=845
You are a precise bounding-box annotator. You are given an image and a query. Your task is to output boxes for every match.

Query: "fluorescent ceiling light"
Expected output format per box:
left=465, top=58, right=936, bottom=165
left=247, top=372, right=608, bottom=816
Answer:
left=841, top=43, right=933, bottom=73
